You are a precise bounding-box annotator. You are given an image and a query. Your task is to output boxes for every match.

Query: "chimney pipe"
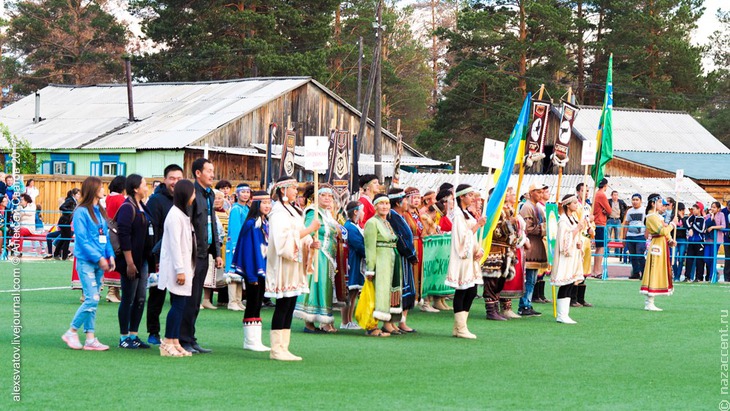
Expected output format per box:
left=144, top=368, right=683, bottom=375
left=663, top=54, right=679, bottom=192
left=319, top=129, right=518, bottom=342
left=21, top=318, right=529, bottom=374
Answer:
left=124, top=57, right=135, bottom=122
left=34, top=92, right=40, bottom=123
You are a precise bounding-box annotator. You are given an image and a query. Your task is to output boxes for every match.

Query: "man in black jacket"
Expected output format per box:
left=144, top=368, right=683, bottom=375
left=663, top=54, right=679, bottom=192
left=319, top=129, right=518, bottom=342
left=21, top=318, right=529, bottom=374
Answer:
left=180, top=158, right=222, bottom=354
left=145, top=164, right=183, bottom=346
left=607, top=190, right=628, bottom=256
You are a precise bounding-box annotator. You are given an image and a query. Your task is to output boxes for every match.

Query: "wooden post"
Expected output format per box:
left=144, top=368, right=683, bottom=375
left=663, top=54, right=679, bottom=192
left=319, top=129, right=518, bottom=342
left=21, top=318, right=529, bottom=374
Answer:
left=313, top=172, right=319, bottom=282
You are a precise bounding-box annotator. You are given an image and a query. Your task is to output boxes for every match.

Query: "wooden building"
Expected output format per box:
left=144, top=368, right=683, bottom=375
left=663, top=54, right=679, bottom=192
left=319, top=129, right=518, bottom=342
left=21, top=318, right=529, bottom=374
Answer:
left=0, top=77, right=443, bottom=182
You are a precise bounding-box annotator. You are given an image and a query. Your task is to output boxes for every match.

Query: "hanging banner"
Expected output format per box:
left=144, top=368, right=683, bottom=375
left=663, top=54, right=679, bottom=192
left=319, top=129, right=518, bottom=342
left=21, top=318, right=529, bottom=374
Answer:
left=392, top=133, right=404, bottom=187
left=554, top=101, right=580, bottom=162
left=528, top=100, right=551, bottom=155
left=279, top=129, right=297, bottom=180
left=325, top=129, right=352, bottom=206
left=545, top=202, right=559, bottom=265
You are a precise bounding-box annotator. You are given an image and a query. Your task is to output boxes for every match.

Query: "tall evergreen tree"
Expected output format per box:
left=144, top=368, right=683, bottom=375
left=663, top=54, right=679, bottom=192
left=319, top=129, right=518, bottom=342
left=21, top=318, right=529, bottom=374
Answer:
left=418, top=0, right=573, bottom=170
left=130, top=0, right=339, bottom=82
left=5, top=0, right=129, bottom=93
left=697, top=9, right=730, bottom=145
left=595, top=0, right=704, bottom=111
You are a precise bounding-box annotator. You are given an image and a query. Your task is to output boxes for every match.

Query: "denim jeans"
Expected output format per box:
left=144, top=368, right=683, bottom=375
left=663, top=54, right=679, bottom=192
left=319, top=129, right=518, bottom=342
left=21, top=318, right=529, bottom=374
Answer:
left=703, top=243, right=720, bottom=282
left=118, top=262, right=149, bottom=335
left=71, top=259, right=105, bottom=333
left=607, top=218, right=622, bottom=255
left=165, top=293, right=188, bottom=339
left=519, top=268, right=537, bottom=310
left=626, top=236, right=646, bottom=276
left=45, top=230, right=62, bottom=253
left=672, top=240, right=687, bottom=281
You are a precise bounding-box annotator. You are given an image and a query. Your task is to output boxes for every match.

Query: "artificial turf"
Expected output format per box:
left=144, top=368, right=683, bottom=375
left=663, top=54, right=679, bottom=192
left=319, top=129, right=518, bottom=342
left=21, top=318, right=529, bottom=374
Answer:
left=0, top=260, right=725, bottom=410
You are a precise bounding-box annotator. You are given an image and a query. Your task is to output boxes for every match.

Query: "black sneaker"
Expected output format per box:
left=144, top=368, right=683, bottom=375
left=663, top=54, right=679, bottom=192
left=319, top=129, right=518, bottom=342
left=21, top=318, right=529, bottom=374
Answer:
left=119, top=337, right=138, bottom=349
left=131, top=336, right=150, bottom=349
left=518, top=308, right=542, bottom=317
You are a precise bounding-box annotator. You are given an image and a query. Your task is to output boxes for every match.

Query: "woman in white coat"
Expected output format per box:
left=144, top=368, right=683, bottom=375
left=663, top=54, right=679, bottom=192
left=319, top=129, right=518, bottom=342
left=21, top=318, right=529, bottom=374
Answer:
left=445, top=184, right=486, bottom=339
left=157, top=180, right=197, bottom=358
left=265, top=177, right=320, bottom=361
left=551, top=195, right=585, bottom=324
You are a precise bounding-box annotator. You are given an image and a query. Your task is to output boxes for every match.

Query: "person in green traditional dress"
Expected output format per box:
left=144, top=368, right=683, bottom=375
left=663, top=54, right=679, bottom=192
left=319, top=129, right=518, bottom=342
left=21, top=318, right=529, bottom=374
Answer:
left=640, top=193, right=677, bottom=311
left=294, top=184, right=341, bottom=333
left=363, top=193, right=400, bottom=337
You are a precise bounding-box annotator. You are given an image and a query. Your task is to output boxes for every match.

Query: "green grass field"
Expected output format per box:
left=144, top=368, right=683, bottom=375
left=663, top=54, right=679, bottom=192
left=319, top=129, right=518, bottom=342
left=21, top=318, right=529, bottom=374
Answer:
left=0, top=260, right=726, bottom=410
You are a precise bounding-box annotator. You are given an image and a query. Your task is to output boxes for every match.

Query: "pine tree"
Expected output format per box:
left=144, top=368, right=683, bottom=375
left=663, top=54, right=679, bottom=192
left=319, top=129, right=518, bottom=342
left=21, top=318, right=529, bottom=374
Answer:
left=6, top=0, right=129, bottom=93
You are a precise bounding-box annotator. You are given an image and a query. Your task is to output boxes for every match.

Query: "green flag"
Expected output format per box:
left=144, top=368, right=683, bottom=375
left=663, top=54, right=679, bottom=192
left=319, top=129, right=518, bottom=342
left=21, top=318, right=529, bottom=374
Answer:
left=592, top=54, right=613, bottom=183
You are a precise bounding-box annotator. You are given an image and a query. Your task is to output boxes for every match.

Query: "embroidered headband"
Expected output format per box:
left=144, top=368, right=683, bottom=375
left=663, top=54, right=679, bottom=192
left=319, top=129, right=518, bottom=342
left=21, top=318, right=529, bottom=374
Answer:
left=236, top=184, right=251, bottom=193
left=405, top=187, right=420, bottom=197
left=455, top=186, right=475, bottom=198
left=274, top=179, right=297, bottom=190
left=251, top=191, right=269, bottom=201
left=388, top=192, right=405, bottom=200
left=561, top=195, right=578, bottom=206
left=346, top=203, right=363, bottom=213
left=373, top=196, right=389, bottom=205
left=318, top=187, right=334, bottom=196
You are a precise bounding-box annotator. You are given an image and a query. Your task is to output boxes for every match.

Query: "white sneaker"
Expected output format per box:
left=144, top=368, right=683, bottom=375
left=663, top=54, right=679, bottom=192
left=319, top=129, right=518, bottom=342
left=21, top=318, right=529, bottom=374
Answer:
left=348, top=322, right=363, bottom=330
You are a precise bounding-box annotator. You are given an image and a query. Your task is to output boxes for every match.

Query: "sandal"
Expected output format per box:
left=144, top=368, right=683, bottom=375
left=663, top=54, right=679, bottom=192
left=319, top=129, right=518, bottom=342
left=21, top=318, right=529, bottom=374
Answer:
left=382, top=326, right=401, bottom=335
left=319, top=325, right=338, bottom=334
left=303, top=327, right=323, bottom=334
left=398, top=326, right=417, bottom=333
left=366, top=328, right=390, bottom=337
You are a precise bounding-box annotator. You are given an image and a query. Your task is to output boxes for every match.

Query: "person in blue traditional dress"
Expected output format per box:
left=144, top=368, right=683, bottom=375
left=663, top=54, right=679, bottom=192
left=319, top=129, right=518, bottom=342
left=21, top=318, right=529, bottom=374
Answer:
left=294, top=184, right=341, bottom=333
left=232, top=190, right=273, bottom=352
left=342, top=201, right=366, bottom=330
left=386, top=188, right=418, bottom=334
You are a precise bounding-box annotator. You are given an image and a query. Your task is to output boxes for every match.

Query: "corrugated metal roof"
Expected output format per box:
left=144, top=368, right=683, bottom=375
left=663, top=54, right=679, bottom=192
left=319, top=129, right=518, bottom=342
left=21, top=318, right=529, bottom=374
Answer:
left=615, top=151, right=730, bottom=180
left=572, top=106, right=729, bottom=154
left=399, top=171, right=716, bottom=204
left=0, top=78, right=311, bottom=150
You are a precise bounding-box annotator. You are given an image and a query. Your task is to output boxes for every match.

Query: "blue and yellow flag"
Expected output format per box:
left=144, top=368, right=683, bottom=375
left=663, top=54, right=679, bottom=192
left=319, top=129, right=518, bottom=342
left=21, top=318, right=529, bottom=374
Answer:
left=478, top=93, right=532, bottom=261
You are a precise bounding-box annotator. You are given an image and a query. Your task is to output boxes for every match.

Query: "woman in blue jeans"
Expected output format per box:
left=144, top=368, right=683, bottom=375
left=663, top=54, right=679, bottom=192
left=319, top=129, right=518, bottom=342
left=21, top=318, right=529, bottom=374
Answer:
left=61, top=177, right=115, bottom=351
left=116, top=174, right=154, bottom=349
left=703, top=201, right=726, bottom=282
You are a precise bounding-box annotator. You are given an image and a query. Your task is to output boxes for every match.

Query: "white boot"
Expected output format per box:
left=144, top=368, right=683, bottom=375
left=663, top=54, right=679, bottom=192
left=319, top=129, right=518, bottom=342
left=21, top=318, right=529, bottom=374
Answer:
left=243, top=321, right=270, bottom=352
left=269, top=330, right=286, bottom=361
left=556, top=298, right=577, bottom=324
left=280, top=329, right=302, bottom=361
left=453, top=311, right=477, bottom=339
left=644, top=296, right=662, bottom=311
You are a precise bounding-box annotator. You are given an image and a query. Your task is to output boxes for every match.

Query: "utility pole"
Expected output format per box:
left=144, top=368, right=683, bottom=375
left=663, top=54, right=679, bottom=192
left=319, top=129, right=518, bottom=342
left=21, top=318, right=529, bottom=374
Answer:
left=356, top=1, right=382, bottom=182
left=373, top=0, right=384, bottom=181
left=357, top=36, right=363, bottom=110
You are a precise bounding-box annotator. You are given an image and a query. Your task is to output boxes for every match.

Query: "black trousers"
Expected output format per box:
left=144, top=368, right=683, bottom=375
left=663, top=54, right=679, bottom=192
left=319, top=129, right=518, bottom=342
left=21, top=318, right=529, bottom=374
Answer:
left=54, top=226, right=72, bottom=259
left=146, top=285, right=167, bottom=335
left=180, top=255, right=209, bottom=345
left=118, top=264, right=149, bottom=335
left=271, top=296, right=297, bottom=330
left=557, top=284, right=574, bottom=299
left=724, top=242, right=730, bottom=282
left=685, top=243, right=704, bottom=281
left=453, top=286, right=478, bottom=313
left=243, top=279, right=264, bottom=321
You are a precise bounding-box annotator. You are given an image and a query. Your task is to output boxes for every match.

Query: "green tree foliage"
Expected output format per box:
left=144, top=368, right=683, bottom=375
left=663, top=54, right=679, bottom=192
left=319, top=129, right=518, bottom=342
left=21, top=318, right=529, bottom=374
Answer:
left=593, top=0, right=705, bottom=111
left=419, top=0, right=573, bottom=170
left=5, top=0, right=129, bottom=94
left=697, top=9, right=730, bottom=145
left=130, top=0, right=339, bottom=81
left=1, top=123, right=37, bottom=174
